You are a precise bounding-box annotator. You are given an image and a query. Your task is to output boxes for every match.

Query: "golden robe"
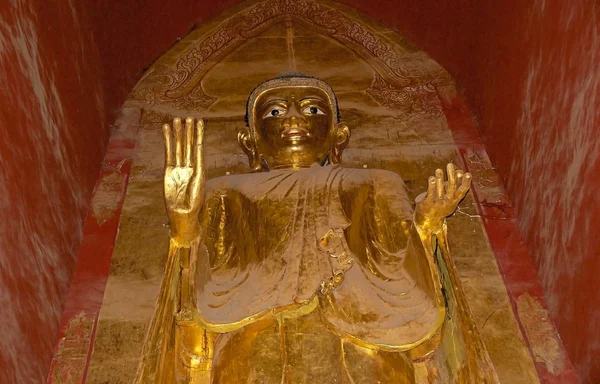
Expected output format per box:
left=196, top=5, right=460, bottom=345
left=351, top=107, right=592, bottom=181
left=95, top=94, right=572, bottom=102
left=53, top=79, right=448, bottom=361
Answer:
left=137, top=164, right=503, bottom=384
left=195, top=164, right=444, bottom=350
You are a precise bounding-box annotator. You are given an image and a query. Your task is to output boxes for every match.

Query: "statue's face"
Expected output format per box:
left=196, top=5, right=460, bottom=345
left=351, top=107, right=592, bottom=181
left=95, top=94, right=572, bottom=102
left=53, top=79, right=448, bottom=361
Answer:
left=250, top=86, right=338, bottom=169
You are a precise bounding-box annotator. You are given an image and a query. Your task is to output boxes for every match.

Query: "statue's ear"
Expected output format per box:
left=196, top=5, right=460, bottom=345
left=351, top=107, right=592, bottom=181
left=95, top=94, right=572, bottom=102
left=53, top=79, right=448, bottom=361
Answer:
left=330, top=123, right=350, bottom=164
left=237, top=127, right=263, bottom=172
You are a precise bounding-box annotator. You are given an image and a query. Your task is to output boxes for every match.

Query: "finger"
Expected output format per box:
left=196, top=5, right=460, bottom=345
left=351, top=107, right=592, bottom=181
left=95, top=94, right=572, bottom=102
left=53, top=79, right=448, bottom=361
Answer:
left=162, top=123, right=173, bottom=167
left=455, top=172, right=472, bottom=200
left=174, top=117, right=183, bottom=167
left=426, top=176, right=436, bottom=201
left=195, top=119, right=204, bottom=177
left=193, top=119, right=205, bottom=177
left=435, top=168, right=444, bottom=200
left=446, top=163, right=456, bottom=196
left=456, top=169, right=464, bottom=186
left=196, top=118, right=205, bottom=146
left=190, top=119, right=206, bottom=209
left=185, top=117, right=194, bottom=167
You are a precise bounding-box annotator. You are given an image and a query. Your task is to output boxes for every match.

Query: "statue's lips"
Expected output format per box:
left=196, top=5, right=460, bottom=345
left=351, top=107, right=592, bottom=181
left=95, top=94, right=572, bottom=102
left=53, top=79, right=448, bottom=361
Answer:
left=281, top=128, right=311, bottom=141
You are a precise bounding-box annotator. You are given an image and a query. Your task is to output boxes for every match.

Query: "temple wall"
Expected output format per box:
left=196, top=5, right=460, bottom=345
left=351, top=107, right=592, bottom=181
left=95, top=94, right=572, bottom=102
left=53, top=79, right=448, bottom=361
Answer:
left=85, top=1, right=599, bottom=380
left=0, top=1, right=108, bottom=383
left=473, top=4, right=599, bottom=383
left=82, top=0, right=243, bottom=119
left=1, top=0, right=597, bottom=382
left=82, top=1, right=542, bottom=382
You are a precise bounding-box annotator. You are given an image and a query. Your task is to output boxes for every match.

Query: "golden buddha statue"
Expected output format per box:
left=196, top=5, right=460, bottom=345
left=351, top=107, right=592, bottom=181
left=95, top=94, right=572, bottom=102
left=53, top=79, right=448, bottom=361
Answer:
left=135, top=73, right=495, bottom=383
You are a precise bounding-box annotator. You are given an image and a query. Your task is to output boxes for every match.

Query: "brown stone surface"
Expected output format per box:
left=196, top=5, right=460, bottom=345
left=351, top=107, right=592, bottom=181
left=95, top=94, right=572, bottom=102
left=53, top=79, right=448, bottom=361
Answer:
left=517, top=293, right=566, bottom=376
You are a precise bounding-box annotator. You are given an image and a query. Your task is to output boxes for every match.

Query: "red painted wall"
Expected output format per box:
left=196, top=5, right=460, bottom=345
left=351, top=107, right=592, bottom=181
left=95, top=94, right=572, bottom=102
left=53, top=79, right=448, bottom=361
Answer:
left=476, top=3, right=599, bottom=383
left=0, top=1, right=108, bottom=382
left=83, top=0, right=243, bottom=120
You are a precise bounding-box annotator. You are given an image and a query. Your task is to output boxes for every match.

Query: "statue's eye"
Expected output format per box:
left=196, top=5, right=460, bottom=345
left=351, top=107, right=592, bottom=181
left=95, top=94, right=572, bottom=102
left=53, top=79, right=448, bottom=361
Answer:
left=302, top=106, right=325, bottom=115
left=264, top=106, right=286, bottom=118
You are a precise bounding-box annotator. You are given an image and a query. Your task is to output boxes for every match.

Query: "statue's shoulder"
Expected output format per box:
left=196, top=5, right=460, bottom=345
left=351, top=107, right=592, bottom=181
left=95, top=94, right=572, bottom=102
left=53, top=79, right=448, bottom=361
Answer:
left=338, top=167, right=409, bottom=203
left=339, top=166, right=405, bottom=186
left=205, top=171, right=282, bottom=197
left=205, top=173, right=257, bottom=194
left=205, top=174, right=230, bottom=190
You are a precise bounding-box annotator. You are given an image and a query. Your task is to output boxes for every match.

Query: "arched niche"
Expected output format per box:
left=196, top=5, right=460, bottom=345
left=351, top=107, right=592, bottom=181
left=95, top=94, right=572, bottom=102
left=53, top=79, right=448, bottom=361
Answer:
left=126, top=0, right=458, bottom=186
left=84, top=1, right=541, bottom=383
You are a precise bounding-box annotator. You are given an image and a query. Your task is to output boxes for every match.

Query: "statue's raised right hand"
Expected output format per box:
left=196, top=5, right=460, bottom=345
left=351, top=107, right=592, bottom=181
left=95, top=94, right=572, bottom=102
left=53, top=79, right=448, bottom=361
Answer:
left=162, top=117, right=205, bottom=247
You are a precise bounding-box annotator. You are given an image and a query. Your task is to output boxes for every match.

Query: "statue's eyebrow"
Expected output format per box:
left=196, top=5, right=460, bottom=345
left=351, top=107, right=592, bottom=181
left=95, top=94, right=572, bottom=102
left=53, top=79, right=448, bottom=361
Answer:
left=262, top=98, right=287, bottom=104
left=299, top=96, right=326, bottom=102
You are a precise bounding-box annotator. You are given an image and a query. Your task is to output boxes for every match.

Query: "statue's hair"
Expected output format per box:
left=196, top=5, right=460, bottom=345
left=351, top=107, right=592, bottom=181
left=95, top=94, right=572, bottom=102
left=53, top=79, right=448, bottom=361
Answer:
left=244, top=72, right=341, bottom=131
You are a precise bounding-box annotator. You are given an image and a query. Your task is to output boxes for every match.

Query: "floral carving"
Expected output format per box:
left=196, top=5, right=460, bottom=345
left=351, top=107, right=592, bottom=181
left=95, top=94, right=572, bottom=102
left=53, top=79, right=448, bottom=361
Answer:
left=366, top=74, right=444, bottom=118
left=140, top=108, right=175, bottom=126
left=131, top=0, right=423, bottom=111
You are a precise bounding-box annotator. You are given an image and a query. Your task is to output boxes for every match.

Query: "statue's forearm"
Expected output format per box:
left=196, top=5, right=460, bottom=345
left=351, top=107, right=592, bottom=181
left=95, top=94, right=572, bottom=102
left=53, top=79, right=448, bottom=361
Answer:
left=166, top=222, right=199, bottom=314
left=409, top=214, right=446, bottom=257
left=166, top=236, right=199, bottom=313
left=413, top=209, right=445, bottom=235
left=169, top=214, right=201, bottom=248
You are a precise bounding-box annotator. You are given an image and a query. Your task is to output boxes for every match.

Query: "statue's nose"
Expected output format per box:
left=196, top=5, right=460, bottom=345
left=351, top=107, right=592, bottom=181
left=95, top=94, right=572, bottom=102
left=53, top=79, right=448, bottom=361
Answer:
left=283, top=104, right=307, bottom=128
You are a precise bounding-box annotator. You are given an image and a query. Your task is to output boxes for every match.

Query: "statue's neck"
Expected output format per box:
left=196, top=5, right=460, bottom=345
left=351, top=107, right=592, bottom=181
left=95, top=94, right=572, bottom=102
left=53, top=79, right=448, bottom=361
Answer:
left=270, top=162, right=321, bottom=171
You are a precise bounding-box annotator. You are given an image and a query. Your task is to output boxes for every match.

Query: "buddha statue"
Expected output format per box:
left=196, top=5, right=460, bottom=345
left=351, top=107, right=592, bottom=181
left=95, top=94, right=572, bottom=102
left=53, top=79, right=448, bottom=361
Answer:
left=135, top=73, right=479, bottom=383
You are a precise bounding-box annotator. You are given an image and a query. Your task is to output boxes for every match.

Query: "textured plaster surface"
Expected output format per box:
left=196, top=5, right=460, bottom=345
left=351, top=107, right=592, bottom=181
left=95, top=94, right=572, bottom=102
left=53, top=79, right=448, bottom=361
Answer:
left=508, top=3, right=600, bottom=381
left=0, top=1, right=108, bottom=382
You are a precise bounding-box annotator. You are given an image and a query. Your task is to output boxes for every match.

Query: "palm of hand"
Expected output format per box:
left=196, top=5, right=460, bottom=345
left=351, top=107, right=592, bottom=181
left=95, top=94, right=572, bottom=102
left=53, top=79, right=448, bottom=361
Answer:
left=415, top=163, right=471, bottom=230
left=162, top=117, right=205, bottom=245
left=164, top=166, right=194, bottom=213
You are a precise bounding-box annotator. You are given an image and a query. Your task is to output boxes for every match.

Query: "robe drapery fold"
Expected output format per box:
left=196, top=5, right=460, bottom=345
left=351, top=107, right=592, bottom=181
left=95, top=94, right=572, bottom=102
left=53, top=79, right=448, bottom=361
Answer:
left=195, top=164, right=443, bottom=349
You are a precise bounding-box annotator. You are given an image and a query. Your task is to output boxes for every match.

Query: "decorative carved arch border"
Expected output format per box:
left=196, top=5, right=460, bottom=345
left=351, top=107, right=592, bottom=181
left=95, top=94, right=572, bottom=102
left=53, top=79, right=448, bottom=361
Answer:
left=132, top=0, right=450, bottom=115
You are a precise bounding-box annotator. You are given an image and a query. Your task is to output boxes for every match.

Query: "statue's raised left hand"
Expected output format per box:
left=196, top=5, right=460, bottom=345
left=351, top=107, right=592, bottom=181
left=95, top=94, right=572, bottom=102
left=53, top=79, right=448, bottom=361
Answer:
left=414, top=163, right=471, bottom=233
left=162, top=117, right=205, bottom=247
